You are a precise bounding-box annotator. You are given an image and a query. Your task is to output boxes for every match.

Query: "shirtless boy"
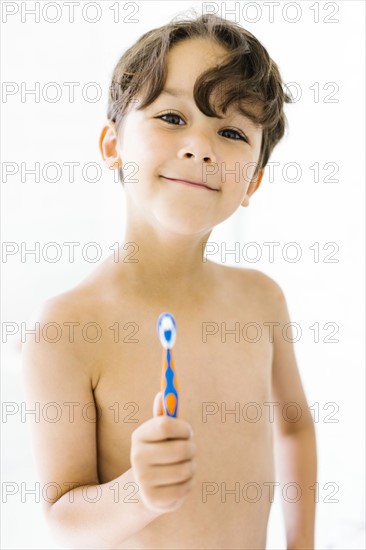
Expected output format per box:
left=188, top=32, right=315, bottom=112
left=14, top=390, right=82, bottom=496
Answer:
left=22, top=13, right=317, bottom=549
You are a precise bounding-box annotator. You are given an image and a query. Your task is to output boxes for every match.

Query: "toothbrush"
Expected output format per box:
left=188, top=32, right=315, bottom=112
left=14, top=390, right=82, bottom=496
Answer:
left=157, top=312, right=179, bottom=418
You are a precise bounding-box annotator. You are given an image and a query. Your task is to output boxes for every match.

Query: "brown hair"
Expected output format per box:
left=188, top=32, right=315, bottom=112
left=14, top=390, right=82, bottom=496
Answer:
left=107, top=10, right=293, bottom=183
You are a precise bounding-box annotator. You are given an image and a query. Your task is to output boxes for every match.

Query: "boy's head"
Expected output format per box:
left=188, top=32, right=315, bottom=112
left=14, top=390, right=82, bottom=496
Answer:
left=101, top=12, right=292, bottom=208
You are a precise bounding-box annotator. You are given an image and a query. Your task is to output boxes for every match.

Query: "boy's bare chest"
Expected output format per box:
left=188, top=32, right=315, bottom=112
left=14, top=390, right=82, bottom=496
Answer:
left=65, top=267, right=274, bottom=546
left=91, top=272, right=274, bottom=482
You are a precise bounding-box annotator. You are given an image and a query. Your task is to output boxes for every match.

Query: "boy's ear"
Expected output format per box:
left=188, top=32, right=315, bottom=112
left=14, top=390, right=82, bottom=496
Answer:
left=99, top=120, right=122, bottom=170
left=241, top=168, right=264, bottom=207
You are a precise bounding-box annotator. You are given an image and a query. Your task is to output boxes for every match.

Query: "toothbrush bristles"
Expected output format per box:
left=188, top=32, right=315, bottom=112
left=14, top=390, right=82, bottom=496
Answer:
left=157, top=313, right=177, bottom=349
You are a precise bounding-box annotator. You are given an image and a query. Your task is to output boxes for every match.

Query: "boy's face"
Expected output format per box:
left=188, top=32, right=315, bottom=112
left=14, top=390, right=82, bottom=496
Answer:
left=100, top=38, right=264, bottom=235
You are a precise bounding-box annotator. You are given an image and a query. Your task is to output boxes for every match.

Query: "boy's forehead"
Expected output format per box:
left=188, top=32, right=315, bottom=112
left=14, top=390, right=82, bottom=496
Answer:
left=166, top=38, right=227, bottom=75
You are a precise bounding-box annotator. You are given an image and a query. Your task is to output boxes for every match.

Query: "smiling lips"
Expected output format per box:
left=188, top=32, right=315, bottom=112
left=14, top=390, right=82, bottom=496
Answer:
left=161, top=176, right=218, bottom=191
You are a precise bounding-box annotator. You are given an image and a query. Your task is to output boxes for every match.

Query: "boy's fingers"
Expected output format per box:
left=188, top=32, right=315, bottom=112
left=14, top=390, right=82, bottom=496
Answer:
left=133, top=392, right=191, bottom=443
left=136, top=414, right=192, bottom=443
left=153, top=391, right=165, bottom=417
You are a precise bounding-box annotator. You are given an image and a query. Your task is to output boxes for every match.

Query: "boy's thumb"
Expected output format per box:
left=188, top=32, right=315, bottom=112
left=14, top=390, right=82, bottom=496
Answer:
left=153, top=391, right=165, bottom=417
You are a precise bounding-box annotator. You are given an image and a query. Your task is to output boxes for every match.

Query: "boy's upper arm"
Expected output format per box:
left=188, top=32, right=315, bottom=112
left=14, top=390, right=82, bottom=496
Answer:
left=21, top=297, right=100, bottom=513
left=255, top=271, right=313, bottom=435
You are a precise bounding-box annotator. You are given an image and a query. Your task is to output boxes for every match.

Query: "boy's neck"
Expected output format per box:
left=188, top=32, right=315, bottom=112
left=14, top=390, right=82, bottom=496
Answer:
left=115, top=228, right=215, bottom=300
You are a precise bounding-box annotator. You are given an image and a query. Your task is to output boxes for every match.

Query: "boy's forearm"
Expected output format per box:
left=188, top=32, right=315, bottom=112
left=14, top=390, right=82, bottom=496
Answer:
left=276, top=425, right=317, bottom=549
left=47, top=467, right=164, bottom=549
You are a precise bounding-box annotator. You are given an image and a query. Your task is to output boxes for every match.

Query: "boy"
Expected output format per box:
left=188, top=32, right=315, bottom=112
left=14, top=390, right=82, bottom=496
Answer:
left=22, top=13, right=317, bottom=549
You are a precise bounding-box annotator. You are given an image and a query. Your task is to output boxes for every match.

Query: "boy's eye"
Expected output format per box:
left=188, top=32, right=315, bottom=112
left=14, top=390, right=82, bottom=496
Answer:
left=157, top=111, right=185, bottom=126
left=156, top=111, right=248, bottom=142
left=220, top=128, right=247, bottom=142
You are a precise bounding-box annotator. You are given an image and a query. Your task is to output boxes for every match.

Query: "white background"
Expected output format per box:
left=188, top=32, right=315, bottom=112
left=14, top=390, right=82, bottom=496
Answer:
left=1, top=0, right=365, bottom=548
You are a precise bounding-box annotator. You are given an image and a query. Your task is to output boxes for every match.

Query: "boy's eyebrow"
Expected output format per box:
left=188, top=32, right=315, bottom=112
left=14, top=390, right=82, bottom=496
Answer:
left=160, top=87, right=190, bottom=98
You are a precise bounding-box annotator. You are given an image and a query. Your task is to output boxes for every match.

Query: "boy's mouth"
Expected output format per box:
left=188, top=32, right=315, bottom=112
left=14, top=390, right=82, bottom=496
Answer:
left=160, top=175, right=218, bottom=192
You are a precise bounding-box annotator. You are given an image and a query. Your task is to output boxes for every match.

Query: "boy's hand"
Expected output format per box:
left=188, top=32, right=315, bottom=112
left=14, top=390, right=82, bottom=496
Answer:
left=130, top=392, right=197, bottom=514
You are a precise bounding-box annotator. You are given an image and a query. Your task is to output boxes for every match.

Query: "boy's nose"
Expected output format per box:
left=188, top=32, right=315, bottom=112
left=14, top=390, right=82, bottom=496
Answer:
left=177, top=132, right=217, bottom=164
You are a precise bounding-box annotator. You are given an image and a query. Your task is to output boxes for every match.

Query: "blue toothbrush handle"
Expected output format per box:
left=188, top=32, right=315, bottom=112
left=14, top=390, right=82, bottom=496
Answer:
left=161, top=348, right=179, bottom=417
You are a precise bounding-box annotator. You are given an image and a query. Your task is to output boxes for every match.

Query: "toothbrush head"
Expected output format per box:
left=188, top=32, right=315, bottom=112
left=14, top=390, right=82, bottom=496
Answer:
left=157, top=312, right=177, bottom=350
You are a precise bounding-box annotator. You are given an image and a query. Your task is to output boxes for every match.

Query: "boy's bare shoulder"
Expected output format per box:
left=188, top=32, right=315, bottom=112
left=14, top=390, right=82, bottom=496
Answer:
left=244, top=267, right=285, bottom=298
left=32, top=271, right=110, bottom=323
left=24, top=271, right=111, bottom=345
left=215, top=263, right=286, bottom=304
left=28, top=288, right=93, bottom=330
left=22, top=278, right=109, bottom=389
